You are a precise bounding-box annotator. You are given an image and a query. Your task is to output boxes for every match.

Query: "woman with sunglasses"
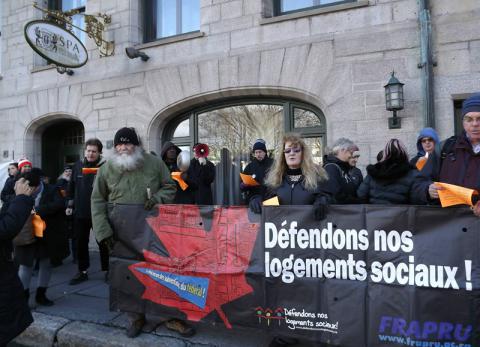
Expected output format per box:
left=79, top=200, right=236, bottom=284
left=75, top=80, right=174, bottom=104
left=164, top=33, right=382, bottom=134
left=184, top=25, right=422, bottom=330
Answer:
left=249, top=133, right=330, bottom=347
left=357, top=139, right=420, bottom=204
left=249, top=133, right=330, bottom=221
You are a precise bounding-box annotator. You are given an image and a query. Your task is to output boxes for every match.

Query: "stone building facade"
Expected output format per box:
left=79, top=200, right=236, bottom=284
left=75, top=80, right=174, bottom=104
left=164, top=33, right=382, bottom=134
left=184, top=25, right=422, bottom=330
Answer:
left=0, top=0, right=479, bottom=183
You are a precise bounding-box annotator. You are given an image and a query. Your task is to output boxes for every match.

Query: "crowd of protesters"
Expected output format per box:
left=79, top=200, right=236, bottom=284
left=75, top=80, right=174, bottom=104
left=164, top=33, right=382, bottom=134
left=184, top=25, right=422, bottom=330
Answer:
left=1, top=93, right=480, bottom=345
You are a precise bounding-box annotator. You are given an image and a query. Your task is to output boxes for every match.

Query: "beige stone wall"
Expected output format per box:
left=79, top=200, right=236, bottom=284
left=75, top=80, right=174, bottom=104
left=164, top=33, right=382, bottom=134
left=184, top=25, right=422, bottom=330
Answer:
left=0, top=0, right=479, bottom=168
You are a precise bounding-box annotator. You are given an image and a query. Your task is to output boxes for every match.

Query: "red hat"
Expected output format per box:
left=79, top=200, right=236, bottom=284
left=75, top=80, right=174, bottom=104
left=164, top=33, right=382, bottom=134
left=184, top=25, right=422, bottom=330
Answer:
left=18, top=158, right=32, bottom=170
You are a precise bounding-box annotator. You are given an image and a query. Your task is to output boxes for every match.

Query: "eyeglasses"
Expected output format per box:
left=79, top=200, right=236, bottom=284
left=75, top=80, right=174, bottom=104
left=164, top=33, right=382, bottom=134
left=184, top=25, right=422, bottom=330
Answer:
left=283, top=148, right=302, bottom=154
left=464, top=116, right=480, bottom=123
left=351, top=155, right=360, bottom=159
left=421, top=138, right=434, bottom=143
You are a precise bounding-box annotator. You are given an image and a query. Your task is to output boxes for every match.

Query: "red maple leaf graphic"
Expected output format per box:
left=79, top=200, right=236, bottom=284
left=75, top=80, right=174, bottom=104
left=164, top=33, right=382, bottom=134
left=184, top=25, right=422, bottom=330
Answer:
left=129, top=205, right=259, bottom=328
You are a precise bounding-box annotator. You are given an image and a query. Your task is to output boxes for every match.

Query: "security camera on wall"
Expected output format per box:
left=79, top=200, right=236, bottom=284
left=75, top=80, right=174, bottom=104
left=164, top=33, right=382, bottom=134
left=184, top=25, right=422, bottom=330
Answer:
left=125, top=47, right=149, bottom=62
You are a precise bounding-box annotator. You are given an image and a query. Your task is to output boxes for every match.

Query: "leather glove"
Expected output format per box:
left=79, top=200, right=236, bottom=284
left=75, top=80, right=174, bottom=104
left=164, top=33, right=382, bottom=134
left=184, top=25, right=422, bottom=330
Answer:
left=249, top=196, right=262, bottom=214
left=144, top=197, right=159, bottom=210
left=472, top=194, right=479, bottom=206
left=240, top=182, right=251, bottom=191
left=102, top=236, right=116, bottom=254
left=314, top=203, right=328, bottom=221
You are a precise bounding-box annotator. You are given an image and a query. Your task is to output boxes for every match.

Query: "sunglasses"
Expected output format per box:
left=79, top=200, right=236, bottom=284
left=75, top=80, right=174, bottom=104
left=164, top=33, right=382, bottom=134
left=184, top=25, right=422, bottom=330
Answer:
left=351, top=155, right=360, bottom=159
left=283, top=148, right=302, bottom=154
left=421, top=138, right=434, bottom=143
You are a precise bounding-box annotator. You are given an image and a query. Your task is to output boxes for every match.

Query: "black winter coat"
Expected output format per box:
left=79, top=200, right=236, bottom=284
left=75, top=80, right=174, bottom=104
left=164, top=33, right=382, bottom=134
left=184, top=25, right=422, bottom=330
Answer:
left=265, top=175, right=329, bottom=207
left=349, top=166, right=363, bottom=189
left=190, top=158, right=215, bottom=205
left=15, top=184, right=69, bottom=266
left=357, top=161, right=420, bottom=204
left=0, top=195, right=34, bottom=345
left=241, top=157, right=273, bottom=203
left=0, top=174, right=21, bottom=214
left=67, top=158, right=104, bottom=219
left=1, top=175, right=16, bottom=205
left=323, top=155, right=363, bottom=204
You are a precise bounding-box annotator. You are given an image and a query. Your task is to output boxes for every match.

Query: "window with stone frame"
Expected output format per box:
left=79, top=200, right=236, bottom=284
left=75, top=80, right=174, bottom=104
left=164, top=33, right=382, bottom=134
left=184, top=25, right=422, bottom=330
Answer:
left=34, top=0, right=86, bottom=67
left=273, top=0, right=357, bottom=16
left=143, top=0, right=200, bottom=43
left=163, top=99, right=326, bottom=206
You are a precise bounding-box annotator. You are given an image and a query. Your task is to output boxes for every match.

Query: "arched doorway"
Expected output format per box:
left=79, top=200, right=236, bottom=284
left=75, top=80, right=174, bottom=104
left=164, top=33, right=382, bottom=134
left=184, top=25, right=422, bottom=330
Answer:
left=41, top=120, right=84, bottom=182
left=162, top=98, right=326, bottom=205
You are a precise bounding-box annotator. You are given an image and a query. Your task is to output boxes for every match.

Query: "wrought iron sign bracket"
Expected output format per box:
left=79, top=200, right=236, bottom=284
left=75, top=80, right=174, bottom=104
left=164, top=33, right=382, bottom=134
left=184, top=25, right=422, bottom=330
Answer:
left=32, top=2, right=114, bottom=57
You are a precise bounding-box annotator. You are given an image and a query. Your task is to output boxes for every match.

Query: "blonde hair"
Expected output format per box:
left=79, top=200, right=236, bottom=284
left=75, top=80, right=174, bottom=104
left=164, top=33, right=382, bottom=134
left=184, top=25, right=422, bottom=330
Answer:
left=265, top=133, right=328, bottom=191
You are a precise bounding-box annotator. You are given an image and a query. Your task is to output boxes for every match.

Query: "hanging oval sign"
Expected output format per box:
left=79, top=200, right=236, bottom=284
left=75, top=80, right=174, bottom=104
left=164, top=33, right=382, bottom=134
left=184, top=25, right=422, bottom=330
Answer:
left=24, top=20, right=88, bottom=68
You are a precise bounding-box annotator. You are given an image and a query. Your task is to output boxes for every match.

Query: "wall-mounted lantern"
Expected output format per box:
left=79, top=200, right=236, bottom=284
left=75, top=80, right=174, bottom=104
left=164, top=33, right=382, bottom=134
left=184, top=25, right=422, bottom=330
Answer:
left=384, top=71, right=404, bottom=129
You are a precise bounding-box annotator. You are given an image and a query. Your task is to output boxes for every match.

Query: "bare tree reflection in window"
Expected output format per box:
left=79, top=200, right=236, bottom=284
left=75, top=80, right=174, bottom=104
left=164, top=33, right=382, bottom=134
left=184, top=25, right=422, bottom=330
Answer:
left=173, top=118, right=190, bottom=138
left=303, top=137, right=324, bottom=165
left=197, top=104, right=284, bottom=205
left=198, top=104, right=284, bottom=164
left=294, top=108, right=323, bottom=128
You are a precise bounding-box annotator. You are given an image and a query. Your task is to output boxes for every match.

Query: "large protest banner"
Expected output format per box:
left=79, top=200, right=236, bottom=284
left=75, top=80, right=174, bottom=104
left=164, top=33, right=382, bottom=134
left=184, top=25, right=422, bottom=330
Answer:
left=108, top=204, right=479, bottom=347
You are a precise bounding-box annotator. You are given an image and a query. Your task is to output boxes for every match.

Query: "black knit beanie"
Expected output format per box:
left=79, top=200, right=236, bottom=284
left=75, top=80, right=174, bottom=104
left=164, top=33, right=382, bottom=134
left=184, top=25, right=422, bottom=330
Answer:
left=252, top=139, right=267, bottom=153
left=462, top=93, right=480, bottom=117
left=114, top=127, right=139, bottom=146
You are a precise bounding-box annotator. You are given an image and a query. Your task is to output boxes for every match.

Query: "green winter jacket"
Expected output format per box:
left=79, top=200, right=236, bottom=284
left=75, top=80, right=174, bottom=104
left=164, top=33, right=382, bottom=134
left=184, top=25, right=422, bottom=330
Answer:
left=91, top=151, right=176, bottom=242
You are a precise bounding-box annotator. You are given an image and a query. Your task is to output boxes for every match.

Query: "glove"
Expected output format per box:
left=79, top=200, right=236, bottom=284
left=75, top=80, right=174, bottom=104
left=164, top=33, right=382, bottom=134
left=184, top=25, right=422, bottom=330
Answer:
left=314, top=203, right=328, bottom=221
left=102, top=236, right=116, bottom=254
left=472, top=194, right=479, bottom=206
left=144, top=197, right=159, bottom=210
left=249, top=196, right=262, bottom=214
left=240, top=182, right=251, bottom=191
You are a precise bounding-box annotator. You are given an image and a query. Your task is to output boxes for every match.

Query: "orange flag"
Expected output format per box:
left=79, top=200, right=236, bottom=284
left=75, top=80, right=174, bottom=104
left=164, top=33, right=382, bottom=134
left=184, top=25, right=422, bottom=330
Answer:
left=416, top=154, right=429, bottom=171
left=240, top=173, right=260, bottom=186
left=171, top=172, right=188, bottom=191
left=32, top=214, right=46, bottom=237
left=435, top=182, right=478, bottom=207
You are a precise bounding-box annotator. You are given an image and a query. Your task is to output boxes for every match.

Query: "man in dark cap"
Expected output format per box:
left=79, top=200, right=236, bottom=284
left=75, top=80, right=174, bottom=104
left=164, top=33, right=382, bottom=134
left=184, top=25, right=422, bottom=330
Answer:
left=66, top=138, right=108, bottom=285
left=92, top=128, right=196, bottom=338
left=413, top=93, right=480, bottom=216
left=241, top=139, right=273, bottom=208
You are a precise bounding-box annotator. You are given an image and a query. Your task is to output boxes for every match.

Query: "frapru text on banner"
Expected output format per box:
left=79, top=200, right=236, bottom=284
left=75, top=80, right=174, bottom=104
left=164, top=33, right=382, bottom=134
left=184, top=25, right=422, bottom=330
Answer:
left=435, top=182, right=478, bottom=207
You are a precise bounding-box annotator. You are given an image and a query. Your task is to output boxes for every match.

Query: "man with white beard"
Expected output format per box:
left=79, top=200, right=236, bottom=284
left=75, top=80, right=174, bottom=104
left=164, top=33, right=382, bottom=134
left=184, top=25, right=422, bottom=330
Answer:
left=91, top=127, right=193, bottom=338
